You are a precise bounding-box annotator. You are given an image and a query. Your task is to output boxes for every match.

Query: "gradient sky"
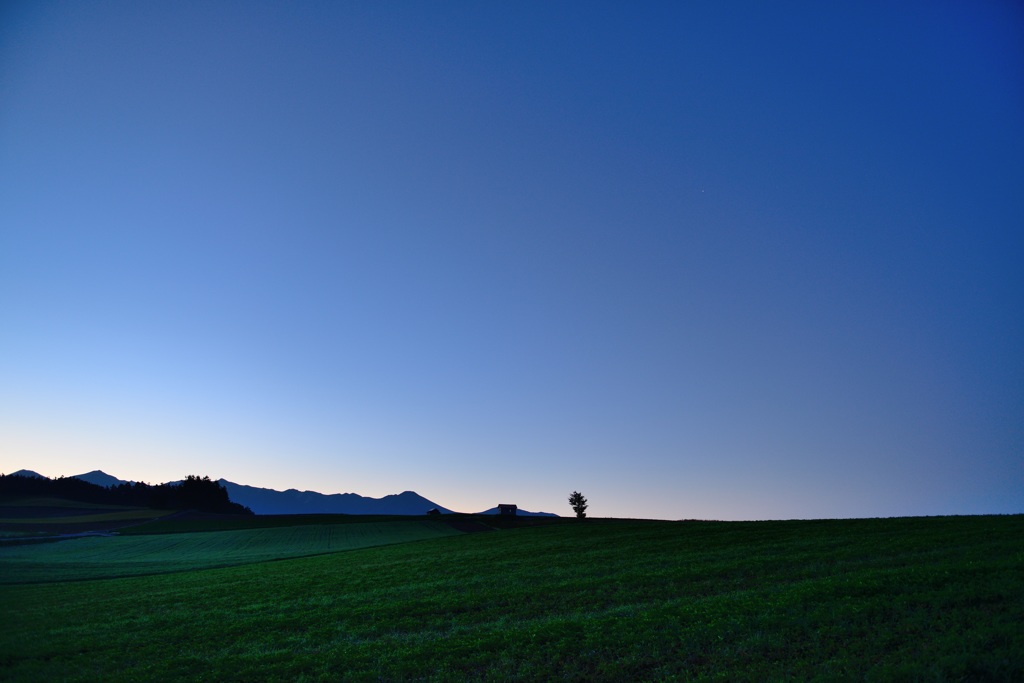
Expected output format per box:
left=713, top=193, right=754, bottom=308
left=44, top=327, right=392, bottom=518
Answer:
left=2, top=1, right=1022, bottom=520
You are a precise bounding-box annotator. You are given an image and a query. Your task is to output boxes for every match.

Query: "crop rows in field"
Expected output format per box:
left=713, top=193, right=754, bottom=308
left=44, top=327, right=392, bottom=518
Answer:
left=0, top=520, right=462, bottom=583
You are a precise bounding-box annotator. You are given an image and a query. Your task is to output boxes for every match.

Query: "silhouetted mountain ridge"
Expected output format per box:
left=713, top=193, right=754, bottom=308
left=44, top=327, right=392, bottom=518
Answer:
left=72, top=470, right=129, bottom=488
left=9, top=469, right=45, bottom=479
left=0, top=471, right=250, bottom=515
left=218, top=480, right=456, bottom=515
left=2, top=469, right=559, bottom=517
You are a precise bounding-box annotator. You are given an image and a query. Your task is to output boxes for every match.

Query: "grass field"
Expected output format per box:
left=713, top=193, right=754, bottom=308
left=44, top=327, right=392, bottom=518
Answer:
left=0, top=520, right=462, bottom=583
left=0, top=497, right=175, bottom=536
left=0, top=508, right=172, bottom=526
left=1, top=514, right=1021, bottom=681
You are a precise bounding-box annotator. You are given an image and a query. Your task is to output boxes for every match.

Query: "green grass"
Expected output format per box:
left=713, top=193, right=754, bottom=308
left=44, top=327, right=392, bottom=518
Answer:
left=120, top=512, right=561, bottom=535
left=0, top=496, right=175, bottom=531
left=0, top=508, right=175, bottom=525
left=0, top=520, right=461, bottom=583
left=0, top=497, right=135, bottom=509
left=1, top=515, right=1021, bottom=681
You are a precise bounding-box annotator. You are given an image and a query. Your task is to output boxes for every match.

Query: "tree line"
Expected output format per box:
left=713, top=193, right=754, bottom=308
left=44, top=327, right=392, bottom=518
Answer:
left=0, top=473, right=253, bottom=515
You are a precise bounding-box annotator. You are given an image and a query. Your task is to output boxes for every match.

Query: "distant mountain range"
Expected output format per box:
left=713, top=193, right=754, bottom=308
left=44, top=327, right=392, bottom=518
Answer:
left=4, top=469, right=558, bottom=517
left=216, top=480, right=457, bottom=516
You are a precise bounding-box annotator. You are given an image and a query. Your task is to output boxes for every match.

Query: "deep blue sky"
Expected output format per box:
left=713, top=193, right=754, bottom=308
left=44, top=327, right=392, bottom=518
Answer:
left=2, top=1, right=1022, bottom=519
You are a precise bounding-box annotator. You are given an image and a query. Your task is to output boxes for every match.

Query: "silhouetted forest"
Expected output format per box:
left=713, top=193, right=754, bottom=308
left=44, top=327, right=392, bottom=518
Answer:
left=0, top=474, right=253, bottom=515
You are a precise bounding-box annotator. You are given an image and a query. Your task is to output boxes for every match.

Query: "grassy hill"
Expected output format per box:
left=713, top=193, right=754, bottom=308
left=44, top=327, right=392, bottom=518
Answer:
left=0, top=519, right=464, bottom=583
left=1, top=514, right=1021, bottom=681
left=0, top=496, right=176, bottom=537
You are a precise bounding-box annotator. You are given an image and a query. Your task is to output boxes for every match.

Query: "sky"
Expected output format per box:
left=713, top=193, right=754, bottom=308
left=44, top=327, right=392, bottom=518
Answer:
left=1, top=1, right=1022, bottom=520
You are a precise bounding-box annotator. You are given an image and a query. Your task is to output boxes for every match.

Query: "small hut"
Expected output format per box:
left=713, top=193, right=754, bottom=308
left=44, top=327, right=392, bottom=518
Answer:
left=426, top=507, right=441, bottom=516
left=498, top=504, right=517, bottom=517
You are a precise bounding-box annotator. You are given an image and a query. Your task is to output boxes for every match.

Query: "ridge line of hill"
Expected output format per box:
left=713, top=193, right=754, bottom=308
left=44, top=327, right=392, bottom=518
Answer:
left=3, top=469, right=559, bottom=517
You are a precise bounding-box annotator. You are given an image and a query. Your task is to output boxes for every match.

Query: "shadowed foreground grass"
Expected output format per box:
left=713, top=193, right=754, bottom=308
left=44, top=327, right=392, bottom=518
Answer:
left=1, top=515, right=1021, bottom=681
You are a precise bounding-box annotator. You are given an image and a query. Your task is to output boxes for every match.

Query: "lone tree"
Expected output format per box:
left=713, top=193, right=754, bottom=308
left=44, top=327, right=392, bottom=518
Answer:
left=568, top=491, right=588, bottom=519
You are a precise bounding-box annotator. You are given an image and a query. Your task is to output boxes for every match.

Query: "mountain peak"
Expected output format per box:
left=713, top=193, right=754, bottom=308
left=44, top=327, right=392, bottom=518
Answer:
left=71, top=470, right=127, bottom=488
left=7, top=469, right=46, bottom=479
